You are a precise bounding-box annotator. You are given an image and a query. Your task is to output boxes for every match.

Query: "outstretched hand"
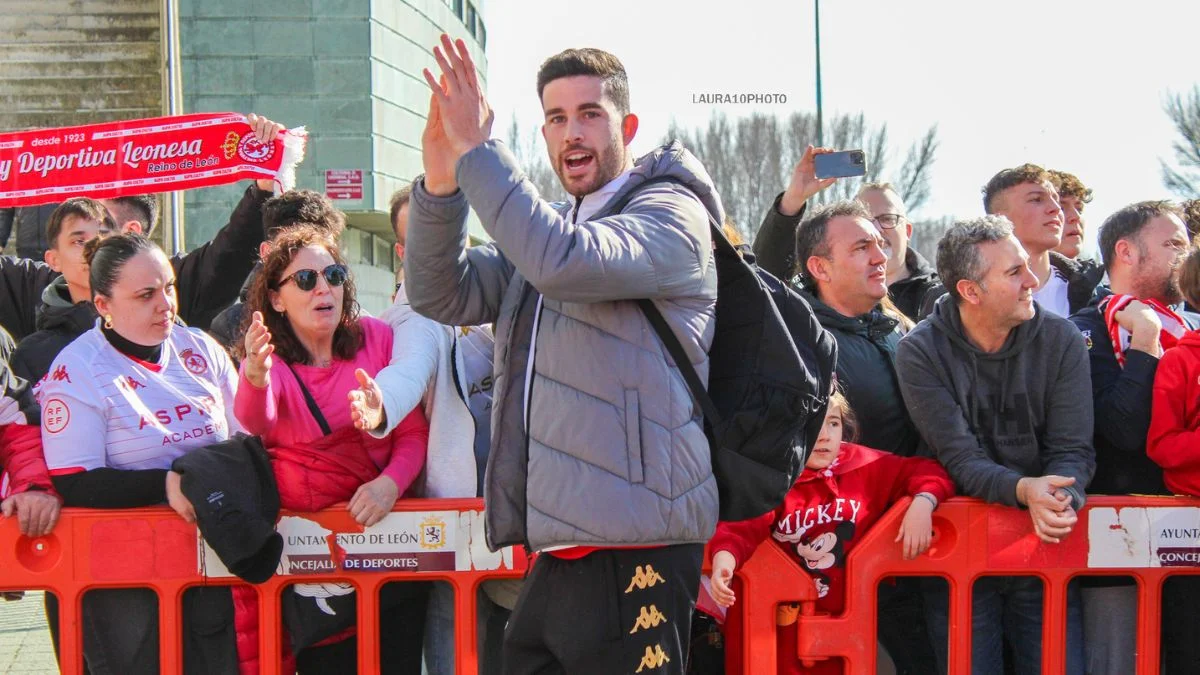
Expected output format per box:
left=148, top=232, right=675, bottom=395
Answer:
left=709, top=550, right=737, bottom=608
left=348, top=368, right=386, bottom=432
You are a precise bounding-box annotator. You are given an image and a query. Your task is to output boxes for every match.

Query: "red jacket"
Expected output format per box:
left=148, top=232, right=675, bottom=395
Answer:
left=0, top=423, right=55, bottom=496
left=1147, top=330, right=1200, bottom=495
left=710, top=443, right=954, bottom=616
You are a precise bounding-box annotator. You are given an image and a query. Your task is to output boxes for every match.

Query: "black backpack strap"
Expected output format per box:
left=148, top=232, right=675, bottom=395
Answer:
left=608, top=176, right=726, bottom=427
left=636, top=299, right=721, bottom=426
left=284, top=361, right=333, bottom=436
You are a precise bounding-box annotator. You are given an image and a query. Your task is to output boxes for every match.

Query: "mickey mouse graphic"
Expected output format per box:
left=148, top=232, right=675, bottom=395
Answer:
left=775, top=520, right=856, bottom=599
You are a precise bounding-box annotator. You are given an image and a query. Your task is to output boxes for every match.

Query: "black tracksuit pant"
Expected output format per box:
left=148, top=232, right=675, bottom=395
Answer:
left=502, top=544, right=703, bottom=675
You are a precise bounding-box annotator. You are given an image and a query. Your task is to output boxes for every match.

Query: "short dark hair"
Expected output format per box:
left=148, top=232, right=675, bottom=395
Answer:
left=1047, top=169, right=1093, bottom=204
left=261, top=190, right=346, bottom=239
left=46, top=197, right=113, bottom=247
left=1098, top=200, right=1185, bottom=270
left=936, top=216, right=1014, bottom=303
left=105, top=195, right=159, bottom=234
left=1182, top=199, right=1200, bottom=241
left=982, top=163, right=1052, bottom=214
left=536, top=48, right=630, bottom=116
left=389, top=185, right=413, bottom=244
left=794, top=200, right=873, bottom=284
left=83, top=233, right=160, bottom=299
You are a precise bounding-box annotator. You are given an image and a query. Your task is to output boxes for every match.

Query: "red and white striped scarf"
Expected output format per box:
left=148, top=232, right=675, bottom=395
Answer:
left=1099, top=294, right=1188, bottom=367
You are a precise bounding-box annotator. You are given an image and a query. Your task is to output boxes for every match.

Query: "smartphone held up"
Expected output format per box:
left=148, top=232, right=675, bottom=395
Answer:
left=814, top=150, right=868, bottom=179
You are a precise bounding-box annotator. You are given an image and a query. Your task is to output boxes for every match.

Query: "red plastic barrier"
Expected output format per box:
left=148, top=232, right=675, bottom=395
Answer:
left=1, top=498, right=526, bottom=674
left=721, top=495, right=1200, bottom=674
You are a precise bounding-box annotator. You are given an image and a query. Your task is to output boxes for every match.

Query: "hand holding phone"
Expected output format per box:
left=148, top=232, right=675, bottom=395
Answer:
left=813, top=150, right=867, bottom=179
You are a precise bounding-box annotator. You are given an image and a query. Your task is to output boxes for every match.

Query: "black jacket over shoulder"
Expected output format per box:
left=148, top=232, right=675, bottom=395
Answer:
left=0, top=184, right=269, bottom=341
left=752, top=192, right=807, bottom=283
left=0, top=257, right=59, bottom=341
left=1070, top=294, right=1200, bottom=495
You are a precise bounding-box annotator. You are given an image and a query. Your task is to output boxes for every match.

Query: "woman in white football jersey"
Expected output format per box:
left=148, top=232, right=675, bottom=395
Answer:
left=40, top=233, right=240, bottom=675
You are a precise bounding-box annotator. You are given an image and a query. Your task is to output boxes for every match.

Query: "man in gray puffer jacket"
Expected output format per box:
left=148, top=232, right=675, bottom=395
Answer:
left=406, top=37, right=719, bottom=674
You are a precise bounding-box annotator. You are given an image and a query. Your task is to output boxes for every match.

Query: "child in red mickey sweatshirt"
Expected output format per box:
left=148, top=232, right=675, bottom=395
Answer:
left=707, top=390, right=954, bottom=674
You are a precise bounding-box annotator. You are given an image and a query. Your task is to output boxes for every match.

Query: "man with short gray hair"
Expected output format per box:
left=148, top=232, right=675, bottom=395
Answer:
left=897, top=216, right=1094, bottom=674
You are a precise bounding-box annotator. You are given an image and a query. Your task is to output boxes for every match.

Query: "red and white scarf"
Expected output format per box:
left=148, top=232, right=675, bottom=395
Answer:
left=1099, top=294, right=1188, bottom=367
left=0, top=112, right=306, bottom=207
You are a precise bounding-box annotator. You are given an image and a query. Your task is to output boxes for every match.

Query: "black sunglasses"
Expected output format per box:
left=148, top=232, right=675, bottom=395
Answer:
left=277, top=264, right=349, bottom=292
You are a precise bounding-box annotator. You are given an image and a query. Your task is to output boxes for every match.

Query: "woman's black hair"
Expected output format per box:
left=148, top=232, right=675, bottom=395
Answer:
left=83, top=233, right=161, bottom=299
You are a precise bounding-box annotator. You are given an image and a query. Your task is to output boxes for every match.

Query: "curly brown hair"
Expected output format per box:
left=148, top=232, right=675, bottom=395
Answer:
left=236, top=225, right=363, bottom=365
left=982, top=163, right=1052, bottom=214
left=1047, top=169, right=1093, bottom=204
left=1182, top=199, right=1200, bottom=241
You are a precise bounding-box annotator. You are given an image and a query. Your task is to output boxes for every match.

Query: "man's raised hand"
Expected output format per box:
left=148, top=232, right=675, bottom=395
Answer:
left=778, top=145, right=838, bottom=216
left=422, top=34, right=494, bottom=160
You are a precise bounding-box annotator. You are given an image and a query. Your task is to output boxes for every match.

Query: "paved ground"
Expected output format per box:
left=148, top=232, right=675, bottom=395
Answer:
left=0, top=592, right=57, bottom=674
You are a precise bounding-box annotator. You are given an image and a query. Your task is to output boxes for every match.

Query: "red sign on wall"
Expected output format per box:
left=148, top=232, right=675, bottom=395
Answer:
left=325, top=169, right=363, bottom=200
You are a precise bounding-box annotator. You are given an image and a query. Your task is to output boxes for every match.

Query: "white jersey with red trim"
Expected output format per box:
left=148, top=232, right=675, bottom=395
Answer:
left=40, top=326, right=241, bottom=473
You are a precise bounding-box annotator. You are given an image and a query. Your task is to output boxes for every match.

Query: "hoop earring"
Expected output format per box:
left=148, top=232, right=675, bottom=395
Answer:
left=104, top=315, right=113, bottom=330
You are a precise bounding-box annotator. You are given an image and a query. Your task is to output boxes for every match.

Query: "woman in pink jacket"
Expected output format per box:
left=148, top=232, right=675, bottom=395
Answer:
left=234, top=226, right=430, bottom=674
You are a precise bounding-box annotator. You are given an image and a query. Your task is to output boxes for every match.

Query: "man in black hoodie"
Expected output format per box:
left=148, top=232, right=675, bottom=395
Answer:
left=897, top=216, right=1094, bottom=675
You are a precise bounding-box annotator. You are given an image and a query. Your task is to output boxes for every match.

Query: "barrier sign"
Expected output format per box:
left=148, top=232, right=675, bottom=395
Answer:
left=199, top=509, right=513, bottom=578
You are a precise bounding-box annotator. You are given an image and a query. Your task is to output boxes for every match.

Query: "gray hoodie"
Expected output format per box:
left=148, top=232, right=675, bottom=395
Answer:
left=406, top=140, right=720, bottom=552
left=895, top=295, right=1095, bottom=509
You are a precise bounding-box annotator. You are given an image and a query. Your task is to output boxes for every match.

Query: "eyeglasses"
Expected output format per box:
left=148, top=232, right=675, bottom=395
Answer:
left=277, top=264, right=349, bottom=291
left=872, top=214, right=904, bottom=230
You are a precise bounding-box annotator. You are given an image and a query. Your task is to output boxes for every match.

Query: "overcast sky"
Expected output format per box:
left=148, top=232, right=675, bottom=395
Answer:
left=478, top=0, right=1198, bottom=254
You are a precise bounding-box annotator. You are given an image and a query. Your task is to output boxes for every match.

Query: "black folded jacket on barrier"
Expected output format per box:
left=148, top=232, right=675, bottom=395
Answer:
left=172, top=433, right=283, bottom=584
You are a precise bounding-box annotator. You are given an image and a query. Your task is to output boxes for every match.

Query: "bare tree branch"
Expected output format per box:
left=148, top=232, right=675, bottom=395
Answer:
left=1161, top=87, right=1200, bottom=199
left=506, top=113, right=568, bottom=203
left=896, top=125, right=940, bottom=213
left=666, top=110, right=939, bottom=240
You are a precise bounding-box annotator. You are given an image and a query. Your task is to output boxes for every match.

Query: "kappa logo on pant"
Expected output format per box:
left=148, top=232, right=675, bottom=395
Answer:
left=635, top=644, right=671, bottom=672
left=624, top=564, right=667, bottom=593
left=629, top=604, right=667, bottom=634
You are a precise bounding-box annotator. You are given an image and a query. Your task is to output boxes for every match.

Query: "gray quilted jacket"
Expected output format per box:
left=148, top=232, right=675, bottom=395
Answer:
left=406, top=139, right=721, bottom=552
